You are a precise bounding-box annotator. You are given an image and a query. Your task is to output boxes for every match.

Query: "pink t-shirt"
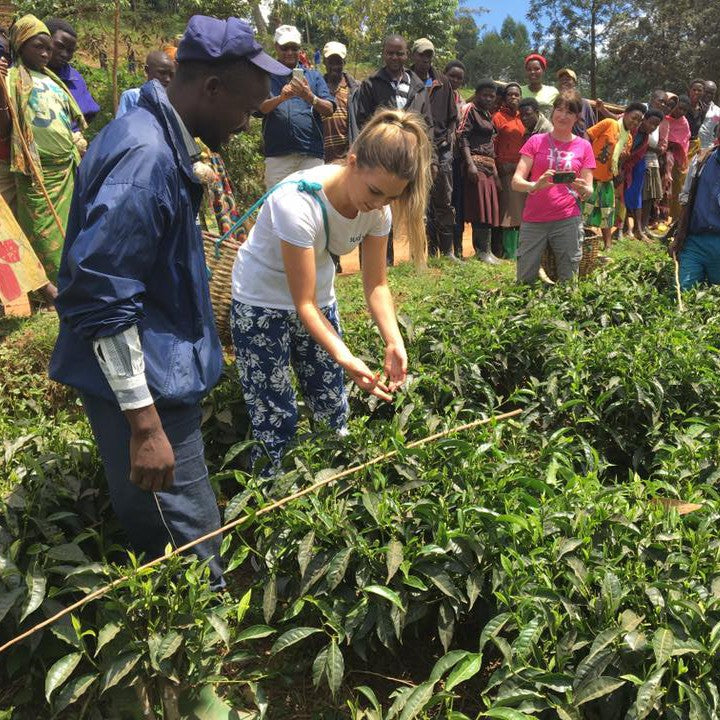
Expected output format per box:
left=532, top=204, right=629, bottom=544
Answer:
left=519, top=133, right=596, bottom=223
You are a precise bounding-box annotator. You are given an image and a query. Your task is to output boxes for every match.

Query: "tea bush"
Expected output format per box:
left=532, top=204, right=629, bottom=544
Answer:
left=2, top=245, right=720, bottom=718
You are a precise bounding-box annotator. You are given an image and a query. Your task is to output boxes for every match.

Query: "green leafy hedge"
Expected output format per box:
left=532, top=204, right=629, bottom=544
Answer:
left=2, top=249, right=720, bottom=718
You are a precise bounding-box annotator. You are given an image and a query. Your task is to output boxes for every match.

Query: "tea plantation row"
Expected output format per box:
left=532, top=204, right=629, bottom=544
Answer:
left=1, top=245, right=718, bottom=719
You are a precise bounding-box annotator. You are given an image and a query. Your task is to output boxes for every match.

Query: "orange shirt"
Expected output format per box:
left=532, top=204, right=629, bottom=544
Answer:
left=587, top=118, right=629, bottom=182
left=492, top=107, right=525, bottom=165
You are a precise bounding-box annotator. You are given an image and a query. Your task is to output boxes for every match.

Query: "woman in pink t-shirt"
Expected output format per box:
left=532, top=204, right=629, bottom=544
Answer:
left=512, top=90, right=596, bottom=282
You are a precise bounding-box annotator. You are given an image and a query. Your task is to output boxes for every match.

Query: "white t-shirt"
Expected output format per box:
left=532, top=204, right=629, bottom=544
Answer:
left=231, top=165, right=392, bottom=310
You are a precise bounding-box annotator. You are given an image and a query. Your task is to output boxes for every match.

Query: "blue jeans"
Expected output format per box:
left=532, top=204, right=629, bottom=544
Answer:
left=679, top=234, right=720, bottom=290
left=230, top=300, right=348, bottom=471
left=81, top=394, right=224, bottom=586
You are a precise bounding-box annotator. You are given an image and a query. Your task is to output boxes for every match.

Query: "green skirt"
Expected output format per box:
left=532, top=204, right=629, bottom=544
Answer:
left=582, top=179, right=616, bottom=229
left=15, top=158, right=75, bottom=281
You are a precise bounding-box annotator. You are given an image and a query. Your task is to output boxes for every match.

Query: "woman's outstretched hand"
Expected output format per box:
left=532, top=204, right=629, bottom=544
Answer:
left=384, top=343, right=408, bottom=392
left=344, top=355, right=393, bottom=402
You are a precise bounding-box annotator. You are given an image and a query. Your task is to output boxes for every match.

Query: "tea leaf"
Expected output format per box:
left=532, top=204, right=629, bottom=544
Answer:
left=263, top=576, right=277, bottom=622
left=157, top=631, right=183, bottom=662
left=479, top=612, right=511, bottom=653
left=633, top=668, right=666, bottom=719
left=482, top=709, right=535, bottom=719
left=445, top=652, right=482, bottom=692
left=421, top=567, right=465, bottom=603
left=45, top=652, right=82, bottom=702
left=237, top=625, right=276, bottom=642
left=386, top=540, right=404, bottom=583
left=325, top=639, right=344, bottom=696
left=398, top=680, right=435, bottom=720
left=95, top=621, right=122, bottom=656
left=574, top=676, right=625, bottom=705
left=312, top=644, right=328, bottom=688
left=364, top=584, right=405, bottom=611
left=0, top=587, right=23, bottom=623
left=53, top=673, right=98, bottom=712
left=271, top=626, right=323, bottom=654
left=438, top=599, right=455, bottom=652
left=206, top=613, right=230, bottom=649
left=653, top=627, right=674, bottom=667
left=297, top=530, right=315, bottom=577
left=326, top=547, right=353, bottom=591
left=237, top=588, right=252, bottom=624
left=100, top=651, right=142, bottom=693
left=355, top=685, right=382, bottom=714
left=19, top=566, right=46, bottom=621
left=429, top=650, right=469, bottom=683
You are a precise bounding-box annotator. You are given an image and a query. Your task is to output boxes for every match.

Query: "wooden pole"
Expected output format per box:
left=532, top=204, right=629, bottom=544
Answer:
left=0, top=75, right=65, bottom=238
left=673, top=251, right=684, bottom=311
left=0, top=409, right=522, bottom=654
left=112, top=0, right=120, bottom=112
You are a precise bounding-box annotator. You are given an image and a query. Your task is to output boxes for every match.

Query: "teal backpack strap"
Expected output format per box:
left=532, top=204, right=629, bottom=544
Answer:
left=295, top=179, right=330, bottom=251
left=211, top=179, right=330, bottom=259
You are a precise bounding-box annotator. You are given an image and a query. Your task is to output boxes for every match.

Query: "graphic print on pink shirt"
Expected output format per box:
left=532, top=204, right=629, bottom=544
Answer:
left=519, top=132, right=596, bottom=223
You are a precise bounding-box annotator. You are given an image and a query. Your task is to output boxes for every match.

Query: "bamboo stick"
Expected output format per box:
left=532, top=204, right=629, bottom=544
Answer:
left=0, top=409, right=522, bottom=655
left=673, top=251, right=684, bottom=311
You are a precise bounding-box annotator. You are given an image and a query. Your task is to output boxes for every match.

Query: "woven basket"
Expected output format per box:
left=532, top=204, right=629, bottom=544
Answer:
left=541, top=228, right=600, bottom=282
left=203, top=222, right=252, bottom=345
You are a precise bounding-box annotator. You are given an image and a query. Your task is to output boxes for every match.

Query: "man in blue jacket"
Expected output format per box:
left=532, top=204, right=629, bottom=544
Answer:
left=50, top=16, right=287, bottom=587
left=259, top=24, right=335, bottom=188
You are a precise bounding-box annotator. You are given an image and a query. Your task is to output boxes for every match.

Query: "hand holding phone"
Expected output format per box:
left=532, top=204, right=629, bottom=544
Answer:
left=552, top=171, right=577, bottom=184
left=292, top=67, right=305, bottom=82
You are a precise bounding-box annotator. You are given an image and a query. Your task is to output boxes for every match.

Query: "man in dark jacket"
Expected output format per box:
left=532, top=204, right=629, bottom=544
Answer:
left=410, top=37, right=459, bottom=260
left=50, top=16, right=287, bottom=589
left=354, top=34, right=434, bottom=264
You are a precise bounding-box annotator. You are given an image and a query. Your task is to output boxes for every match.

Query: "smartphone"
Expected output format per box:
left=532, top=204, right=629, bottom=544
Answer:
left=292, top=67, right=304, bottom=82
left=552, top=172, right=576, bottom=184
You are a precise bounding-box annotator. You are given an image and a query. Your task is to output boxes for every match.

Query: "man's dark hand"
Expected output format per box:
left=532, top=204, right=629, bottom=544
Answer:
left=125, top=405, right=174, bottom=492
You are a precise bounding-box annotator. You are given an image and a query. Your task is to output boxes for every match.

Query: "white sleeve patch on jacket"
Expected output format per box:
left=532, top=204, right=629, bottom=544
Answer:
left=92, top=325, right=153, bottom=411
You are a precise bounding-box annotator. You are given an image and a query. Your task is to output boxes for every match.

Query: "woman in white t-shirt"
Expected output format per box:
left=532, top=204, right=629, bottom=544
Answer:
left=230, top=109, right=431, bottom=470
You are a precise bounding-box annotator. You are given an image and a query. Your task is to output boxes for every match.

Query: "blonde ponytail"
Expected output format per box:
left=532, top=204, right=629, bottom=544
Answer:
left=350, top=109, right=433, bottom=267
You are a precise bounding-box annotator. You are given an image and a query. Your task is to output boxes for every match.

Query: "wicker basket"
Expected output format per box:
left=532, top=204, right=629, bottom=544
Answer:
left=203, top=223, right=252, bottom=345
left=541, top=228, right=601, bottom=282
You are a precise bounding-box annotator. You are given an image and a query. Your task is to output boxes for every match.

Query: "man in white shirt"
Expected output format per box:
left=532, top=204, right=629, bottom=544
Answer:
left=699, top=81, right=720, bottom=150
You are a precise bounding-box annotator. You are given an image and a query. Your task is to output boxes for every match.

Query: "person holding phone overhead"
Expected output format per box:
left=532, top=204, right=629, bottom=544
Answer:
left=512, top=90, right=595, bottom=283
left=259, top=25, right=335, bottom=189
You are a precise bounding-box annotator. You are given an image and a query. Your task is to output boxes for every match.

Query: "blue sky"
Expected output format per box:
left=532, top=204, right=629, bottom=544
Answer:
left=472, top=0, right=534, bottom=35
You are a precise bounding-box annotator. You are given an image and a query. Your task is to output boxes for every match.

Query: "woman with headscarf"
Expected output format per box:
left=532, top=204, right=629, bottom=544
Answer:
left=520, top=54, right=558, bottom=119
left=457, top=78, right=501, bottom=263
left=0, top=15, right=86, bottom=279
left=493, top=82, right=525, bottom=258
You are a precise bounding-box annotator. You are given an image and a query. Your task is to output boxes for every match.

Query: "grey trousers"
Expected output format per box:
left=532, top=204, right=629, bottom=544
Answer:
left=516, top=215, right=583, bottom=283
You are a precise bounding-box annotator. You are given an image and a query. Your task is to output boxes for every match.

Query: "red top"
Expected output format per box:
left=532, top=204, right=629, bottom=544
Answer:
left=493, top=107, right=525, bottom=165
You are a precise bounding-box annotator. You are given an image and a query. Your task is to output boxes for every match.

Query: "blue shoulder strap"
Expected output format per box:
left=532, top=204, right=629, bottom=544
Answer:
left=211, top=179, right=330, bottom=259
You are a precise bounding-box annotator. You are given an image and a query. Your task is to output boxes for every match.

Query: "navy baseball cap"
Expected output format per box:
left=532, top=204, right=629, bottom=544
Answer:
left=177, top=16, right=287, bottom=75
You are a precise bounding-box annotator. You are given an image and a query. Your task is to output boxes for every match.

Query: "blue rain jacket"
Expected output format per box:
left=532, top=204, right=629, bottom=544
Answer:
left=50, top=81, right=223, bottom=407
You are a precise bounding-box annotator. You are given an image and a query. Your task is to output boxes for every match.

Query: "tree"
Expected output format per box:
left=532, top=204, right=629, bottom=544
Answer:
left=527, top=0, right=631, bottom=98
left=384, top=0, right=460, bottom=57
left=462, top=16, right=531, bottom=85
left=599, top=0, right=720, bottom=101
left=454, top=12, right=480, bottom=59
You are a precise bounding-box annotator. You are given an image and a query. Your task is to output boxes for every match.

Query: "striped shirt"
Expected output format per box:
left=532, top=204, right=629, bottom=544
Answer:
left=390, top=71, right=411, bottom=110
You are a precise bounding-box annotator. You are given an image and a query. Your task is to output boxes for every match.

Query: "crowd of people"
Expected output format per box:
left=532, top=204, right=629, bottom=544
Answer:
left=1, top=13, right=718, bottom=621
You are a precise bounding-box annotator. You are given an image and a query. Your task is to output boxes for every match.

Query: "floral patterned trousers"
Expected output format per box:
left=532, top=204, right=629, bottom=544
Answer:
left=231, top=300, right=348, bottom=471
